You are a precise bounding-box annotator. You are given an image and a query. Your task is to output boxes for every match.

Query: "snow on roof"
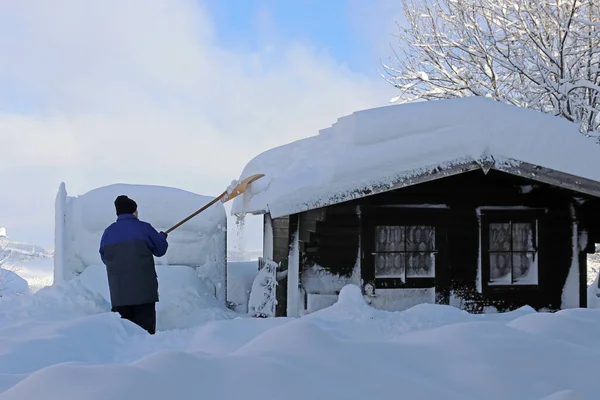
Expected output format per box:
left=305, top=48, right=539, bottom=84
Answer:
left=231, top=97, right=600, bottom=218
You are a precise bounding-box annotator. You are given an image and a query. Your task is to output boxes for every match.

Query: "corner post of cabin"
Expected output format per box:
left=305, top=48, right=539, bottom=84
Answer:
left=572, top=201, right=589, bottom=308
left=263, top=213, right=274, bottom=260
left=287, top=214, right=301, bottom=317
left=566, top=202, right=587, bottom=308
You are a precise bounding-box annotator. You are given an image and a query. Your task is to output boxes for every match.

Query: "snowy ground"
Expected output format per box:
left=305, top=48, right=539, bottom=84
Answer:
left=1, top=254, right=600, bottom=398
left=1, top=283, right=600, bottom=399
left=0, top=258, right=54, bottom=295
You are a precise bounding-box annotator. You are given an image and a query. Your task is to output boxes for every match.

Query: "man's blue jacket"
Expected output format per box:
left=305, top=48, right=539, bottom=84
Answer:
left=99, top=214, right=168, bottom=307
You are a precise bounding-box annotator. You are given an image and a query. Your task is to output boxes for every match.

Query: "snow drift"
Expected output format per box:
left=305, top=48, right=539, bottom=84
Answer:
left=231, top=97, right=600, bottom=218
left=75, top=264, right=235, bottom=331
left=54, top=183, right=227, bottom=303
left=2, top=284, right=600, bottom=399
left=0, top=268, right=30, bottom=296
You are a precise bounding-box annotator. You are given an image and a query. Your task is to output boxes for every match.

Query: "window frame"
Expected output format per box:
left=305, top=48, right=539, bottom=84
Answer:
left=361, top=207, right=447, bottom=290
left=371, top=225, right=437, bottom=282
left=479, top=208, right=546, bottom=292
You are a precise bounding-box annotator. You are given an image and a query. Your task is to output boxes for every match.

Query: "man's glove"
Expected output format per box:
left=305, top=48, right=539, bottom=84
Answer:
left=160, top=231, right=168, bottom=238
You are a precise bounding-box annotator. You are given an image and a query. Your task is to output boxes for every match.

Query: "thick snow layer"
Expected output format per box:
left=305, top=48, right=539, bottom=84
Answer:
left=0, top=237, right=54, bottom=292
left=232, top=97, right=600, bottom=217
left=3, top=284, right=600, bottom=399
left=12, top=258, right=54, bottom=293
left=0, top=268, right=30, bottom=296
left=226, top=261, right=258, bottom=313
left=75, top=264, right=235, bottom=331
left=54, top=183, right=227, bottom=303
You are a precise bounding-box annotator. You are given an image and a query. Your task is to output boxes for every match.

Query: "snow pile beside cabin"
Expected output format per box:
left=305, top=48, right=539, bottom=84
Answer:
left=231, top=97, right=600, bottom=218
left=53, top=183, right=227, bottom=303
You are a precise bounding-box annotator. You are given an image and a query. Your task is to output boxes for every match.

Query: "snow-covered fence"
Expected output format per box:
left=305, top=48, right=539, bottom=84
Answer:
left=53, top=182, right=228, bottom=304
left=248, top=257, right=278, bottom=317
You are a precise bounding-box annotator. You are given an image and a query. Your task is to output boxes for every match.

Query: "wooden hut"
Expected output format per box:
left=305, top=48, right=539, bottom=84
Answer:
left=232, top=98, right=600, bottom=316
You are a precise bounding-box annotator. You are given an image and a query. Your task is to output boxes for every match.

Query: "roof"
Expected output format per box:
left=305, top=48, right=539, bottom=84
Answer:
left=231, top=97, right=600, bottom=218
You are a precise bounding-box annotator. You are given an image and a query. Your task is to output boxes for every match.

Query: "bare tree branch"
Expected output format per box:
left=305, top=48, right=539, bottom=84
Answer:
left=383, top=0, right=600, bottom=139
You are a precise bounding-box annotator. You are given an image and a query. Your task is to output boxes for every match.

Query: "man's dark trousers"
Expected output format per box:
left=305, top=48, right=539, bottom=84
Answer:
left=112, top=303, right=156, bottom=335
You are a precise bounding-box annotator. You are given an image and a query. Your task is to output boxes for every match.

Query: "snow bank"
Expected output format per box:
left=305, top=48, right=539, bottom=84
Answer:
left=75, top=264, right=235, bottom=331
left=226, top=261, right=259, bottom=313
left=12, top=258, right=54, bottom=293
left=232, top=97, right=600, bottom=217
left=539, top=391, right=583, bottom=400
left=54, top=183, right=227, bottom=303
left=0, top=237, right=54, bottom=293
left=2, top=283, right=600, bottom=399
left=0, top=268, right=30, bottom=296
left=0, top=279, right=110, bottom=328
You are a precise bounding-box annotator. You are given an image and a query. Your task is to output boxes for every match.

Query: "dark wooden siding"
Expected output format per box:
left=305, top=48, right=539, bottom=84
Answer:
left=269, top=215, right=290, bottom=316
left=294, top=169, right=593, bottom=313
left=301, top=204, right=358, bottom=277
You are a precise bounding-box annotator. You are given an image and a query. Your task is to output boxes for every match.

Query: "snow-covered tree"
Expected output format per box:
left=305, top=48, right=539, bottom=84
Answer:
left=382, top=0, right=600, bottom=139
left=248, top=258, right=278, bottom=318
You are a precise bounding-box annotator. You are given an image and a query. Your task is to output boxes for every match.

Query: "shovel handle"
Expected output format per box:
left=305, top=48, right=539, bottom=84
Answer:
left=165, top=191, right=227, bottom=234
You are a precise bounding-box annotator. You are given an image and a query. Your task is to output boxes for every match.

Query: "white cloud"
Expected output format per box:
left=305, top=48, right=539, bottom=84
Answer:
left=0, top=0, right=393, bottom=249
left=347, top=0, right=408, bottom=79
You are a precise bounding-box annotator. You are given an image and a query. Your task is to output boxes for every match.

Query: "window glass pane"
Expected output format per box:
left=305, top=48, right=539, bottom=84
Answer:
left=374, top=226, right=405, bottom=252
left=512, top=222, right=535, bottom=251
left=406, top=253, right=435, bottom=278
left=490, top=223, right=511, bottom=251
left=489, top=252, right=511, bottom=284
left=374, top=253, right=405, bottom=280
left=406, top=225, right=435, bottom=251
left=512, top=252, right=538, bottom=284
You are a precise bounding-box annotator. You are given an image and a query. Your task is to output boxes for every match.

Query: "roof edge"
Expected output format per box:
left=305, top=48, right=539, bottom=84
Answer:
left=266, top=159, right=483, bottom=218
left=257, top=157, right=600, bottom=218
left=495, top=161, right=600, bottom=199
left=231, top=152, right=600, bottom=219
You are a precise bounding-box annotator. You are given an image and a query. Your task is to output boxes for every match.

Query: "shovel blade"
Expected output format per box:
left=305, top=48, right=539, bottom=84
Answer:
left=222, top=173, right=265, bottom=203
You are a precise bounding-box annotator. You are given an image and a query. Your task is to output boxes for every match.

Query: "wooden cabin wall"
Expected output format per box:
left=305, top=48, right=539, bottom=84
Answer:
left=296, top=169, right=589, bottom=313
left=268, top=215, right=290, bottom=316
left=291, top=205, right=361, bottom=312
left=301, top=205, right=358, bottom=277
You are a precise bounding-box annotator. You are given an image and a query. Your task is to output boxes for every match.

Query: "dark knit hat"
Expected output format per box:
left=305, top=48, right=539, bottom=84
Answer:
left=114, top=195, right=137, bottom=216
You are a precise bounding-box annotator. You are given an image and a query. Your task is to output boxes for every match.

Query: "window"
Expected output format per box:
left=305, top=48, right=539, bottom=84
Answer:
left=373, top=225, right=436, bottom=282
left=486, top=220, right=538, bottom=286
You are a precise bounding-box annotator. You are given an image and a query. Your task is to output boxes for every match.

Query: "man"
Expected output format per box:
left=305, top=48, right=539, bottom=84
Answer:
left=99, top=195, right=168, bottom=334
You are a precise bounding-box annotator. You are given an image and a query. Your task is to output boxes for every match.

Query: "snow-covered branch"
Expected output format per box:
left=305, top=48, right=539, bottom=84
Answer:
left=382, top=0, right=600, bottom=138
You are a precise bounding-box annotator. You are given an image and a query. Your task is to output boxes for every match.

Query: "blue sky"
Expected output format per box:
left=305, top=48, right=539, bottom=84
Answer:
left=203, top=0, right=401, bottom=75
left=0, top=0, right=405, bottom=250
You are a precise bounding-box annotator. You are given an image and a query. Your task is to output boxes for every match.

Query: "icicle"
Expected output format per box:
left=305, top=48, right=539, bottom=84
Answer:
left=231, top=214, right=246, bottom=261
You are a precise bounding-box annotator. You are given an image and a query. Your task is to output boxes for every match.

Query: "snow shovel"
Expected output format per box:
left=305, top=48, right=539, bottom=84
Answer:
left=165, top=173, right=265, bottom=234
